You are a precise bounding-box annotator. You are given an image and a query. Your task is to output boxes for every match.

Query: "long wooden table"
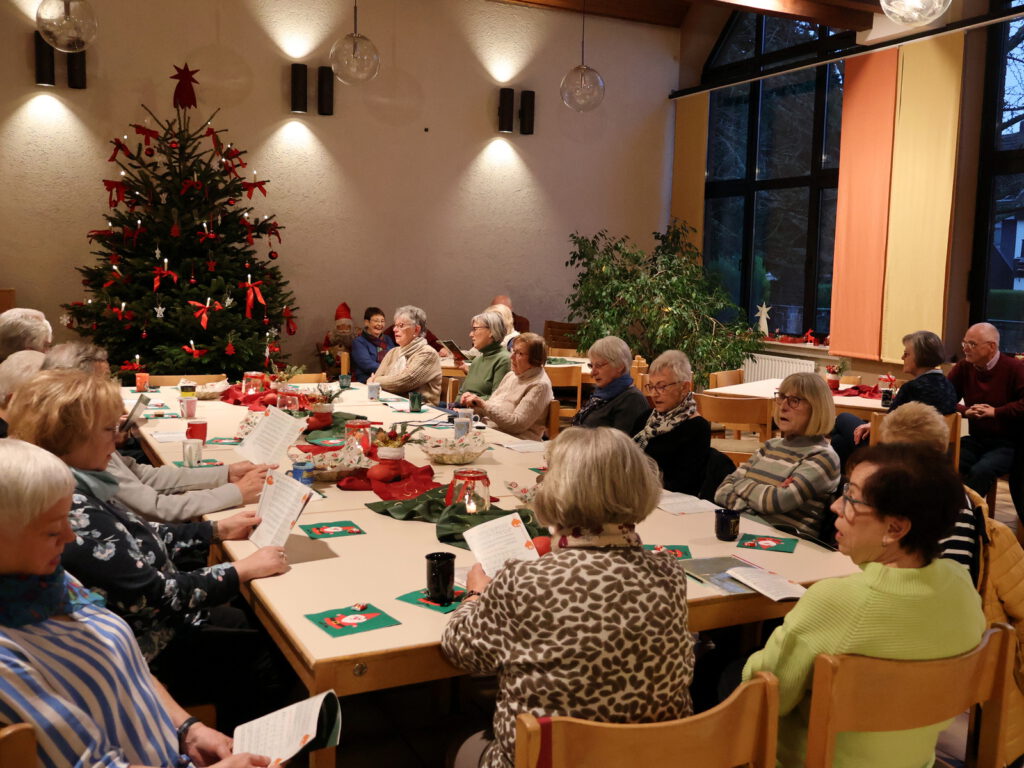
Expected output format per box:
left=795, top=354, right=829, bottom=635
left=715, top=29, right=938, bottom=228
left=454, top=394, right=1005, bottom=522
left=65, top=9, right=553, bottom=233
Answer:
left=705, top=376, right=890, bottom=421
left=136, top=383, right=856, bottom=768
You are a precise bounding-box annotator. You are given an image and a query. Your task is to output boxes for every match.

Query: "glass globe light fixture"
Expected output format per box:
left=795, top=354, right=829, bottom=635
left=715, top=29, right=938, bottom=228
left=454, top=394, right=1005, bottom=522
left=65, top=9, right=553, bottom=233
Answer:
left=330, top=1, right=381, bottom=85
left=36, top=0, right=98, bottom=53
left=560, top=65, right=605, bottom=112
left=879, top=0, right=951, bottom=27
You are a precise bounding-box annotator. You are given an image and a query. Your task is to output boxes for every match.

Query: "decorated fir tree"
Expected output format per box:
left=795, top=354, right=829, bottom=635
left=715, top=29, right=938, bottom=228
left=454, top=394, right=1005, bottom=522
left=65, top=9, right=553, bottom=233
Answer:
left=61, top=63, right=299, bottom=380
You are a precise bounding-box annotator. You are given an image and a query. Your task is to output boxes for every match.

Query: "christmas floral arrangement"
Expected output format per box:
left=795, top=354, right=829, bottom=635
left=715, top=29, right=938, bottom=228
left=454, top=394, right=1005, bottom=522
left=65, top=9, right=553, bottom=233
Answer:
left=824, top=359, right=849, bottom=376
left=372, top=422, right=424, bottom=448
left=420, top=432, right=487, bottom=465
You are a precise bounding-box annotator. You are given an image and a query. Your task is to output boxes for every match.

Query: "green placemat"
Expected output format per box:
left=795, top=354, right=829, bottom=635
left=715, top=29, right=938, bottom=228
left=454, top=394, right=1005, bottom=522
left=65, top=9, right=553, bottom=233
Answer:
left=305, top=604, right=400, bottom=637
left=642, top=544, right=692, bottom=559
left=300, top=521, right=365, bottom=539
left=737, top=533, right=798, bottom=553
left=396, top=588, right=468, bottom=614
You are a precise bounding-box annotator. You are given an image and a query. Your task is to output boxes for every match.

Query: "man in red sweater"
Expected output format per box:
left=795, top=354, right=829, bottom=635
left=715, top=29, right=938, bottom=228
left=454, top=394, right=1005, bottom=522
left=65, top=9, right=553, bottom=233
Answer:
left=947, top=323, right=1024, bottom=501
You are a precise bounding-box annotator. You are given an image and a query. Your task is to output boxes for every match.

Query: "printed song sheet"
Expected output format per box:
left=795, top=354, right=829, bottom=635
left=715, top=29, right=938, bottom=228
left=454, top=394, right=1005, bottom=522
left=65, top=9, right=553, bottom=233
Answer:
left=237, top=406, right=306, bottom=464
left=249, top=470, right=314, bottom=548
left=462, top=512, right=539, bottom=577
left=659, top=491, right=718, bottom=516
left=233, top=690, right=341, bottom=762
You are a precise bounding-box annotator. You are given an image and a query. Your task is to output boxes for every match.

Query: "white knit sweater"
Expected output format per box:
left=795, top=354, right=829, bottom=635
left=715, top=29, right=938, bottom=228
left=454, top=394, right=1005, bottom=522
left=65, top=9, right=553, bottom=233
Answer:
left=482, top=367, right=554, bottom=441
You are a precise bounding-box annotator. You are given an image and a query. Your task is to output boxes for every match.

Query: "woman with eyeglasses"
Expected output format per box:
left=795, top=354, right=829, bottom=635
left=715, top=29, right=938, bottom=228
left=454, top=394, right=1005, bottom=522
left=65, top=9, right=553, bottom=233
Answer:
left=370, top=305, right=443, bottom=405
left=714, top=371, right=839, bottom=538
left=457, top=310, right=511, bottom=402
left=742, top=443, right=986, bottom=768
left=633, top=350, right=710, bottom=495
left=571, top=335, right=650, bottom=434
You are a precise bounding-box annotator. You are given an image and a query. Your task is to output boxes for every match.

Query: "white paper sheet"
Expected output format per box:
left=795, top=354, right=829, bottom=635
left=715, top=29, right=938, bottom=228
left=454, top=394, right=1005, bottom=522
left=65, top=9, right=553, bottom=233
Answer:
left=462, top=512, right=539, bottom=577
left=249, top=470, right=314, bottom=548
left=233, top=690, right=341, bottom=763
left=505, top=441, right=546, bottom=454
left=152, top=431, right=187, bottom=443
left=659, top=491, right=718, bottom=516
left=237, top=406, right=306, bottom=465
left=726, top=567, right=806, bottom=602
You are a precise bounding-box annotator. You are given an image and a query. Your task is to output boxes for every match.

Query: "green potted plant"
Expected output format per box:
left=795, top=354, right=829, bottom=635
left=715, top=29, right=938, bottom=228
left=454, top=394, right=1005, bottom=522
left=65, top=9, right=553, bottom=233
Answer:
left=564, top=221, right=764, bottom=388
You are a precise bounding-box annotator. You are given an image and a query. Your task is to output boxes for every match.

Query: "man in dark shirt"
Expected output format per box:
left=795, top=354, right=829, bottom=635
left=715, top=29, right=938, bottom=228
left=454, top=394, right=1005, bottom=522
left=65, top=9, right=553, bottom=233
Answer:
left=947, top=323, right=1024, bottom=499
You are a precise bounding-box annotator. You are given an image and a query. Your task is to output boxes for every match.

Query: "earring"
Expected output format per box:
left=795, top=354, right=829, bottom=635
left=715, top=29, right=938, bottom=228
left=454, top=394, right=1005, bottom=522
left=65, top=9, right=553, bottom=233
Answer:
left=881, top=537, right=891, bottom=546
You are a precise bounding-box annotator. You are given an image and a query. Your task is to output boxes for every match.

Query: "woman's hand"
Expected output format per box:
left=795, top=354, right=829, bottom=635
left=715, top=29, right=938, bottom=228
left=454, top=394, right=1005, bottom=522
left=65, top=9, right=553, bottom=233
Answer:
left=183, top=722, right=233, bottom=766
left=234, top=546, right=290, bottom=582
left=232, top=468, right=270, bottom=505
left=466, top=563, right=492, bottom=594
left=459, top=392, right=484, bottom=410
left=852, top=423, right=871, bottom=445
left=209, top=756, right=271, bottom=768
left=457, top=361, right=470, bottom=374
left=216, top=511, right=261, bottom=541
left=228, top=461, right=275, bottom=483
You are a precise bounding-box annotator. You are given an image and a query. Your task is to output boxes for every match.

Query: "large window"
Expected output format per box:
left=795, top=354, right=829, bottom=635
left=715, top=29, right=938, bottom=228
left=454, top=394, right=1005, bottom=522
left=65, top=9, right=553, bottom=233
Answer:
left=974, top=2, right=1024, bottom=353
left=702, top=14, right=848, bottom=337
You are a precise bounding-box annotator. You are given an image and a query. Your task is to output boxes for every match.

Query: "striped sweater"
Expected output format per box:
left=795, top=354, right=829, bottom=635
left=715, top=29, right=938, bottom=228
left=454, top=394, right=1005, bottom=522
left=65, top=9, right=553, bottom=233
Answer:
left=0, top=576, right=182, bottom=768
left=714, top=435, right=840, bottom=537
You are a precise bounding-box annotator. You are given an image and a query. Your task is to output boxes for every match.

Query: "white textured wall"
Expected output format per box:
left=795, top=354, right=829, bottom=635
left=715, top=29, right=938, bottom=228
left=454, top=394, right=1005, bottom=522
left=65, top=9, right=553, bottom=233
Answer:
left=0, top=0, right=679, bottom=366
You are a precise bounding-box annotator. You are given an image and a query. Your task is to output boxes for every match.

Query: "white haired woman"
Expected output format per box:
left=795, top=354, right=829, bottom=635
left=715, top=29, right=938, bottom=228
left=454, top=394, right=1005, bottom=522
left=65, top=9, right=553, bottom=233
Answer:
left=442, top=427, right=694, bottom=768
left=0, top=308, right=51, bottom=363
left=457, top=310, right=511, bottom=401
left=0, top=350, right=44, bottom=437
left=571, top=335, right=650, bottom=433
left=461, top=333, right=554, bottom=440
left=0, top=439, right=270, bottom=768
left=634, top=350, right=711, bottom=496
left=371, top=305, right=443, bottom=405
left=715, top=371, right=840, bottom=538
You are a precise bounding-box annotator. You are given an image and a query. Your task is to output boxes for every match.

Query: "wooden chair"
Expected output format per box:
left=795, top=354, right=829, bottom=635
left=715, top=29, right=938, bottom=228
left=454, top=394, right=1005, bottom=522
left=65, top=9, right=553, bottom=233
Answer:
left=543, top=320, right=581, bottom=353
left=546, top=400, right=561, bottom=440
left=695, top=392, right=774, bottom=465
left=0, top=723, right=36, bottom=768
left=804, top=624, right=1015, bottom=768
left=708, top=368, right=744, bottom=390
left=546, top=365, right=583, bottom=419
left=287, top=372, right=328, bottom=384
left=147, top=373, right=227, bottom=386
left=514, top=671, right=778, bottom=768
left=629, top=355, right=648, bottom=383
left=441, top=376, right=463, bottom=405
left=548, top=347, right=580, bottom=358
left=868, top=410, right=962, bottom=469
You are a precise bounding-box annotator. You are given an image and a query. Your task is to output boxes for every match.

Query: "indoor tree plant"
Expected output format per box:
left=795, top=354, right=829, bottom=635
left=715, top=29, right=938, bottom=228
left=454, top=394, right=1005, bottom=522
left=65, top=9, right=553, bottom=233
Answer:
left=564, top=221, right=764, bottom=388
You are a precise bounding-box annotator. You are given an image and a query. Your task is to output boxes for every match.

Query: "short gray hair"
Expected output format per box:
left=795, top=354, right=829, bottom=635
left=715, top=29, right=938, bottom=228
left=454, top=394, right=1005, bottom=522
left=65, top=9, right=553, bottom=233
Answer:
left=43, top=342, right=109, bottom=372
left=472, top=311, right=507, bottom=345
left=534, top=427, right=662, bottom=529
left=394, top=305, right=427, bottom=336
left=587, top=335, right=632, bottom=376
left=649, top=350, right=692, bottom=383
left=0, top=439, right=74, bottom=530
left=0, top=351, right=45, bottom=407
left=0, top=308, right=52, bottom=362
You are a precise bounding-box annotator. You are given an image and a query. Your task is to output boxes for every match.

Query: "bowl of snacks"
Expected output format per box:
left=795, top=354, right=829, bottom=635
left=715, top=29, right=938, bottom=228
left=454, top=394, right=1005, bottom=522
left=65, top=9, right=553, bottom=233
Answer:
left=419, top=432, right=487, bottom=465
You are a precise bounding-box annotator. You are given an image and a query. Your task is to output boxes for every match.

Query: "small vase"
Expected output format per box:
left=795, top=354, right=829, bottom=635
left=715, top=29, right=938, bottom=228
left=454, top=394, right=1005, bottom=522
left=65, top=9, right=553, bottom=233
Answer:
left=826, top=374, right=840, bottom=391
left=377, top=445, right=405, bottom=461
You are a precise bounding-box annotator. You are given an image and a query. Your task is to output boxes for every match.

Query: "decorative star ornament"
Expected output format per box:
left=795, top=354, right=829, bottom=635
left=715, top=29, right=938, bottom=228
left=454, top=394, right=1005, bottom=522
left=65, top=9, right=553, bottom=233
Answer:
left=222, top=295, right=235, bottom=309
left=170, top=63, right=200, bottom=109
left=755, top=302, right=771, bottom=336
left=59, top=313, right=72, bottom=328
left=154, top=304, right=166, bottom=319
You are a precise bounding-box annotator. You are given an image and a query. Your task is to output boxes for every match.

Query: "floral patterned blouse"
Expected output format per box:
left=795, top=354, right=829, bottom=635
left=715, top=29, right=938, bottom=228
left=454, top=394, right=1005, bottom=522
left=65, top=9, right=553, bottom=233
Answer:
left=63, top=488, right=239, bottom=660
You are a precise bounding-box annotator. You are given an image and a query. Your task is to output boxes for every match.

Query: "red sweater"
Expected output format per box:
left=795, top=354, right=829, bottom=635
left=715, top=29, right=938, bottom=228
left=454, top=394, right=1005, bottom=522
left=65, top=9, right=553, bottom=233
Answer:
left=947, top=354, right=1024, bottom=441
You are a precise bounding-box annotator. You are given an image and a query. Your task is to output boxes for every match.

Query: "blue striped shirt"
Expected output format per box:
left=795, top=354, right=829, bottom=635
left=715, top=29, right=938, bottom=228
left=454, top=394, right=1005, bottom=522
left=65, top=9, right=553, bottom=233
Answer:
left=0, top=576, right=184, bottom=768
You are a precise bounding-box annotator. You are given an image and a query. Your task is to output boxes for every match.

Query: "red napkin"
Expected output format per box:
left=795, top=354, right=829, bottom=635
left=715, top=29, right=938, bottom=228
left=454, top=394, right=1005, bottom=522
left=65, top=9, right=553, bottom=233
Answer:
left=337, top=460, right=442, bottom=501
left=834, top=384, right=882, bottom=399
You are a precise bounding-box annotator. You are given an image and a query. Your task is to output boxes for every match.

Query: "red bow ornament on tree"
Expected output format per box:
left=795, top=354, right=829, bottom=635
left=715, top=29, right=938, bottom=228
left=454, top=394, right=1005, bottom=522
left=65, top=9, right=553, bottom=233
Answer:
left=103, top=267, right=127, bottom=289
left=242, top=180, right=268, bottom=199
left=108, top=138, right=133, bottom=162
left=103, top=180, right=127, bottom=208
left=241, top=217, right=255, bottom=245
left=122, top=225, right=145, bottom=247
left=182, top=342, right=208, bottom=359
left=283, top=306, right=298, bottom=336
left=206, top=126, right=222, bottom=153
left=264, top=222, right=282, bottom=243
left=180, top=179, right=203, bottom=196
left=188, top=299, right=223, bottom=330
left=132, top=124, right=159, bottom=146
left=152, top=265, right=179, bottom=291
left=239, top=277, right=266, bottom=319
left=170, top=63, right=200, bottom=110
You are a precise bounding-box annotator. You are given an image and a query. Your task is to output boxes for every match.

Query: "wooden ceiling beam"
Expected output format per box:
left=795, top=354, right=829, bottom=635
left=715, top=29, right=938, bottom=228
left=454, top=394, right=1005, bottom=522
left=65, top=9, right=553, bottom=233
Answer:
left=493, top=0, right=689, bottom=28
left=687, top=0, right=875, bottom=29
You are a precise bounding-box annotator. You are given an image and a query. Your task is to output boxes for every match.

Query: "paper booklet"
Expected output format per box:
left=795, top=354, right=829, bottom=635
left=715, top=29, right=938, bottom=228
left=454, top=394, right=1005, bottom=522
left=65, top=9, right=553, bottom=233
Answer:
left=659, top=491, right=718, bottom=516
left=726, top=567, right=807, bottom=602
left=233, top=690, right=341, bottom=763
left=237, top=406, right=307, bottom=465
left=683, top=556, right=755, bottom=595
left=462, top=512, right=539, bottom=577
left=249, top=470, right=314, bottom=548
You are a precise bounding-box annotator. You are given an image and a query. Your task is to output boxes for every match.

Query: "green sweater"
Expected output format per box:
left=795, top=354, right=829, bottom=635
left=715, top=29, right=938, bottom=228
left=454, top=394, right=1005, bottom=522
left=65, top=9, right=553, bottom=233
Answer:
left=459, top=342, right=510, bottom=399
left=743, top=559, right=986, bottom=768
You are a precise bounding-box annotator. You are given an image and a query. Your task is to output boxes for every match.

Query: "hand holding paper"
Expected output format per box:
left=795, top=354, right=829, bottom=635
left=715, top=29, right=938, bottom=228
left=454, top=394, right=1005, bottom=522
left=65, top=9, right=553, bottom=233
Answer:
left=249, top=471, right=314, bottom=549
left=462, top=512, right=539, bottom=577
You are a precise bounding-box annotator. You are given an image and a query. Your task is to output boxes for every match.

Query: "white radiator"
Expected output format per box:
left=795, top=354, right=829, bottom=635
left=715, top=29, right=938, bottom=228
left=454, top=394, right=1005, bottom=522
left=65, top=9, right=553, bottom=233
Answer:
left=742, top=354, right=815, bottom=382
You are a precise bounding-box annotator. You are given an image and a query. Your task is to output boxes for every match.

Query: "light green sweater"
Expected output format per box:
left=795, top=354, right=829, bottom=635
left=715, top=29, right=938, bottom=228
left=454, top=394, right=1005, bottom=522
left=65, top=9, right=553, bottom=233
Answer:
left=743, top=559, right=986, bottom=768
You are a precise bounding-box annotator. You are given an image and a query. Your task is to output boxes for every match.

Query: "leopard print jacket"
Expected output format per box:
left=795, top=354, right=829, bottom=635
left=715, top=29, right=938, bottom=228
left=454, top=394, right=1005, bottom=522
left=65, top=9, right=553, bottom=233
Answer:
left=441, top=544, right=695, bottom=768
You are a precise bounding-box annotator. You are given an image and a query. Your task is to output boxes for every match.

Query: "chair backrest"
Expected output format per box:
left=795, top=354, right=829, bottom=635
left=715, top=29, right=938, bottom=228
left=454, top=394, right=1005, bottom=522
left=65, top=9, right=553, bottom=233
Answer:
left=695, top=393, right=774, bottom=443
left=287, top=372, right=328, bottom=383
left=514, top=671, right=778, bottom=768
left=441, top=376, right=462, bottom=405
left=542, top=321, right=580, bottom=353
left=709, top=369, right=744, bottom=389
left=147, top=373, right=227, bottom=386
left=546, top=400, right=560, bottom=440
left=0, top=723, right=37, bottom=768
left=868, top=410, right=961, bottom=468
left=804, top=624, right=1015, bottom=768
left=545, top=365, right=583, bottom=417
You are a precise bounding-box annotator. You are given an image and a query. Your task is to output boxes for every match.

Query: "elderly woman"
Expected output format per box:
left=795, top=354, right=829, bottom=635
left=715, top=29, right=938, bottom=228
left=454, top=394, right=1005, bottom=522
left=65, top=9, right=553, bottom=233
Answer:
left=371, top=305, right=442, bottom=405
left=0, top=350, right=44, bottom=437
left=461, top=333, right=554, bottom=440
left=634, top=350, right=710, bottom=495
left=571, top=335, right=650, bottom=433
left=351, top=305, right=396, bottom=383
left=486, top=303, right=520, bottom=351
left=715, top=371, right=839, bottom=538
left=442, top=427, right=694, bottom=768
left=831, top=330, right=957, bottom=466
left=743, top=443, right=987, bottom=767
left=457, top=310, right=511, bottom=401
left=0, top=307, right=51, bottom=363
left=0, top=439, right=270, bottom=768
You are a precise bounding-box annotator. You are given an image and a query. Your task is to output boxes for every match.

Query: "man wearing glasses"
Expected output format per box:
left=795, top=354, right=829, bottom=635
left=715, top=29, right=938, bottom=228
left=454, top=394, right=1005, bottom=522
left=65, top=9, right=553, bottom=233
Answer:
left=947, top=323, right=1024, bottom=508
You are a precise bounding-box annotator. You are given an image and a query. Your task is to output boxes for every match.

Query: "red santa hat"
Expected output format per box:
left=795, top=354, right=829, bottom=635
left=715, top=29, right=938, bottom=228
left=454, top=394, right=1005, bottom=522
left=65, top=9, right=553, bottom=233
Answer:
left=335, top=302, right=352, bottom=321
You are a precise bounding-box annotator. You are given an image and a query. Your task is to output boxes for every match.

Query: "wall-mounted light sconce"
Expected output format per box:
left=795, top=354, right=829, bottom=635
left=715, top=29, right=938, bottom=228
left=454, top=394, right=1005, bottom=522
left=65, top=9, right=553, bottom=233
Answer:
left=67, top=51, right=86, bottom=89
left=519, top=90, right=535, bottom=135
left=317, top=66, right=334, bottom=115
left=34, top=31, right=55, bottom=86
left=290, top=63, right=308, bottom=113
left=498, top=87, right=514, bottom=133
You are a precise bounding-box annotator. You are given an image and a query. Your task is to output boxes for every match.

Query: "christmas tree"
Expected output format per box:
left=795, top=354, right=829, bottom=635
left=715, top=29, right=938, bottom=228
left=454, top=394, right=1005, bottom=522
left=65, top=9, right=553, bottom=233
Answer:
left=61, top=63, right=299, bottom=380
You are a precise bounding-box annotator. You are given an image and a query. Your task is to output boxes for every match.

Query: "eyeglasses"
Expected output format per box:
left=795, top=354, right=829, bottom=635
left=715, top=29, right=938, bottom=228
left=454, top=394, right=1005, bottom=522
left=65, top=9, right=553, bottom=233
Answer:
left=393, top=323, right=412, bottom=330
left=773, top=393, right=807, bottom=409
left=470, top=326, right=487, bottom=332
left=589, top=359, right=610, bottom=370
left=837, top=481, right=871, bottom=522
left=644, top=381, right=682, bottom=395
left=961, top=339, right=992, bottom=349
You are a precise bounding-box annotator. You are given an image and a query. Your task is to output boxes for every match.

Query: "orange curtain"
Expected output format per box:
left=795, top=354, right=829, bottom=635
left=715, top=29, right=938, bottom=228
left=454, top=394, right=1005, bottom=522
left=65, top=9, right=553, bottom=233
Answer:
left=828, top=49, right=899, bottom=360
left=671, top=93, right=710, bottom=244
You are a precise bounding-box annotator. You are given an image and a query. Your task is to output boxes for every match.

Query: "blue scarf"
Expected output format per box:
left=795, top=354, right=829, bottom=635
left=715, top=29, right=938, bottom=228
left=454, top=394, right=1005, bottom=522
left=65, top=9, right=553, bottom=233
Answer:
left=71, top=467, right=120, bottom=501
left=0, top=568, right=104, bottom=628
left=573, top=373, right=635, bottom=426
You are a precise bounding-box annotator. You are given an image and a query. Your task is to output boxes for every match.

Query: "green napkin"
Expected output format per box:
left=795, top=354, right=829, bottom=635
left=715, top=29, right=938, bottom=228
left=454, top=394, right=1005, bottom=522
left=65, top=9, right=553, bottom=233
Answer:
left=305, top=411, right=368, bottom=443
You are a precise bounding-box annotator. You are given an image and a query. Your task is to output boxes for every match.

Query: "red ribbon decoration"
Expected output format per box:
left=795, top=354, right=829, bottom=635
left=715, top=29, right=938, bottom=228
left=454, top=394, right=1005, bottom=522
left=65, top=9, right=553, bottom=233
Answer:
left=283, top=306, right=297, bottom=336
left=87, top=229, right=115, bottom=242
left=180, top=179, right=203, bottom=196
left=102, top=270, right=127, bottom=289
left=239, top=279, right=266, bottom=318
left=152, top=266, right=179, bottom=291
left=242, top=180, right=268, bottom=199
left=188, top=300, right=222, bottom=329
left=182, top=343, right=208, bottom=359
left=110, top=305, right=125, bottom=320
left=108, top=138, right=133, bottom=162
left=132, top=124, right=159, bottom=146
left=206, top=126, right=222, bottom=153
left=223, top=161, right=241, bottom=180
left=122, top=225, right=145, bottom=246
left=119, top=360, right=143, bottom=372
left=264, top=222, right=282, bottom=243
left=241, top=218, right=255, bottom=245
left=226, top=148, right=246, bottom=167
left=197, top=230, right=218, bottom=244
left=103, top=180, right=127, bottom=208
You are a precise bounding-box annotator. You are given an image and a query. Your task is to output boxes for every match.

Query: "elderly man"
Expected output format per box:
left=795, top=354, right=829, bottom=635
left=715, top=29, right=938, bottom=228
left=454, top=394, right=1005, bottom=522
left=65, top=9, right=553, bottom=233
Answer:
left=0, top=350, right=45, bottom=437
left=491, top=293, right=530, bottom=333
left=0, top=307, right=52, bottom=362
left=947, top=323, right=1024, bottom=500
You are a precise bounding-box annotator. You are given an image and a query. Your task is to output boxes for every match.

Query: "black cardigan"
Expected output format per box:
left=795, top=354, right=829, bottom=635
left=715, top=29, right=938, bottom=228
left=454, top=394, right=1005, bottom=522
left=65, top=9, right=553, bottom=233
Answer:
left=638, top=415, right=712, bottom=496
left=575, top=387, right=651, bottom=434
